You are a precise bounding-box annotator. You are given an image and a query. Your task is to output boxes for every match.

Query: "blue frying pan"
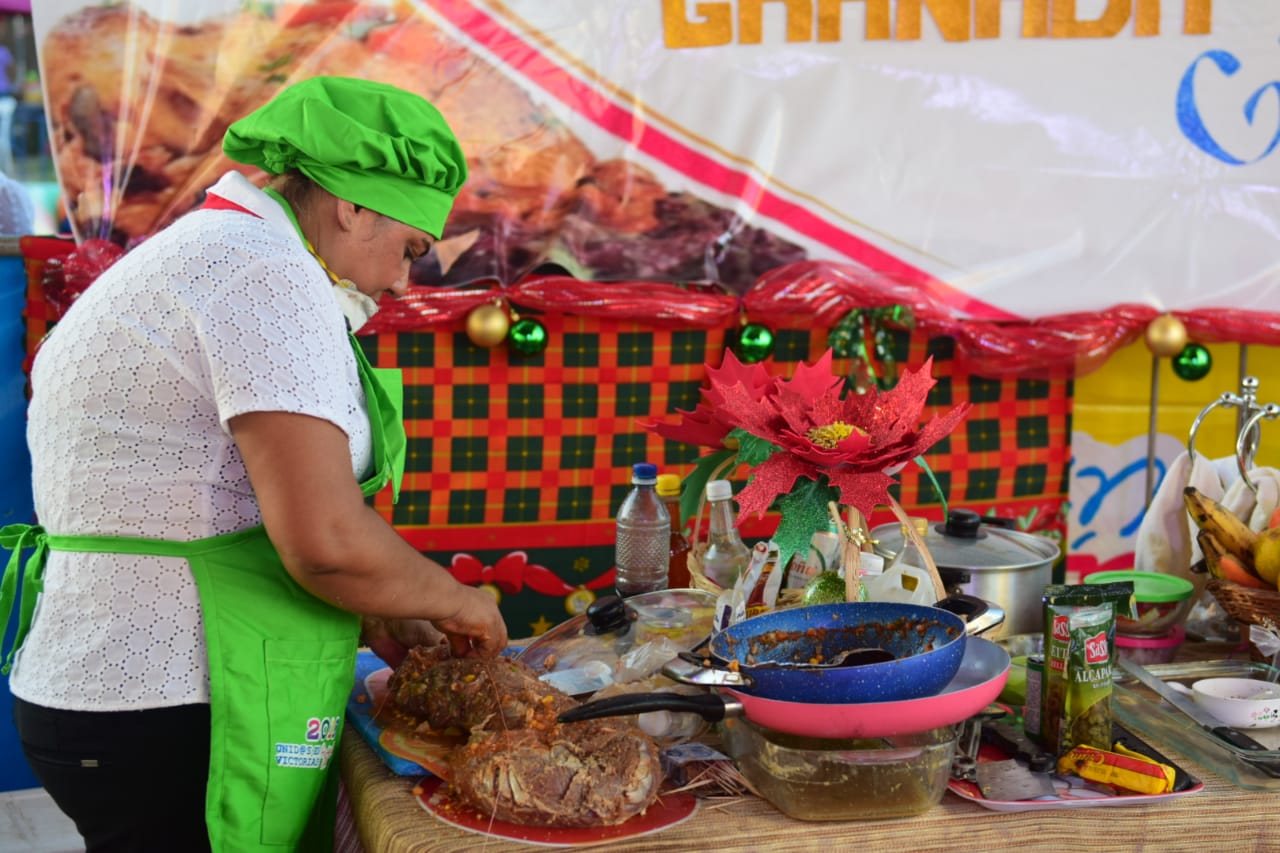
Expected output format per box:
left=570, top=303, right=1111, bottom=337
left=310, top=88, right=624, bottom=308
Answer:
left=700, top=595, right=997, bottom=704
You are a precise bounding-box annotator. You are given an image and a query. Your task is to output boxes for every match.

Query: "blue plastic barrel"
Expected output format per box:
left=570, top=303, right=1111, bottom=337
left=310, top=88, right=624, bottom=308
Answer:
left=0, top=252, right=39, bottom=791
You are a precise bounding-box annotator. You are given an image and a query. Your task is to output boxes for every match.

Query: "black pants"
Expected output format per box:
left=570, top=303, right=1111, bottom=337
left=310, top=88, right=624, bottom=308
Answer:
left=13, top=697, right=213, bottom=853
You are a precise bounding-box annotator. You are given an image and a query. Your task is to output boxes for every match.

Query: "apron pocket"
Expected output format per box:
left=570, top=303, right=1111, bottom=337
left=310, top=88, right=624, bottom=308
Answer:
left=260, top=638, right=356, bottom=847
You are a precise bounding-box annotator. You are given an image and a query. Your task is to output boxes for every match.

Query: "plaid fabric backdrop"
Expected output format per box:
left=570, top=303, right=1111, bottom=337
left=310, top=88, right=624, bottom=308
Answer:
left=357, top=316, right=1073, bottom=637
left=20, top=243, right=1072, bottom=637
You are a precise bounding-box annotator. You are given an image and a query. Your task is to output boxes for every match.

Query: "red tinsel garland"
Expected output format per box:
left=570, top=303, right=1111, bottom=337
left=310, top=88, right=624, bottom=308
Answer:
left=31, top=243, right=1280, bottom=378
left=365, top=275, right=739, bottom=333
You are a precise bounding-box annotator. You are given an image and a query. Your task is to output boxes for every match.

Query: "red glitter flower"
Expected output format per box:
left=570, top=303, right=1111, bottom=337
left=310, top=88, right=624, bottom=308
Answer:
left=646, top=349, right=969, bottom=572
left=640, top=349, right=775, bottom=450
left=722, top=351, right=969, bottom=521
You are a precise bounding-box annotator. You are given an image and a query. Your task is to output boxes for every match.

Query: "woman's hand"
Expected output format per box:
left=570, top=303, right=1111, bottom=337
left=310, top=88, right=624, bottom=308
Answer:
left=434, top=585, right=508, bottom=659
left=361, top=617, right=446, bottom=669
left=362, top=584, right=506, bottom=666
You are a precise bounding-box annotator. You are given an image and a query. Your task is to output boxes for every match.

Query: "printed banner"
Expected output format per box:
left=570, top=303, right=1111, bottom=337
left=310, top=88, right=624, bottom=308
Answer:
left=31, top=0, right=1280, bottom=323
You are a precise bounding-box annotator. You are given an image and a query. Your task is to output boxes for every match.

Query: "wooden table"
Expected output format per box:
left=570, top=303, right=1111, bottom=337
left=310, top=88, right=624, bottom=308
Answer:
left=341, top=642, right=1276, bottom=852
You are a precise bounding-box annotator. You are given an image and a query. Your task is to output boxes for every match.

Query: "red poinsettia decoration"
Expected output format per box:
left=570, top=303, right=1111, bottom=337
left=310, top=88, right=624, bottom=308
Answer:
left=642, top=350, right=776, bottom=450
left=647, top=349, right=970, bottom=573
left=723, top=350, right=969, bottom=520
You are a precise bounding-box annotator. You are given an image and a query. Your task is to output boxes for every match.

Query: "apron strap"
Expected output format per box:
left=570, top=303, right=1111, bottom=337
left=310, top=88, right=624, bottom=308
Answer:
left=350, top=337, right=406, bottom=501
left=0, top=524, right=48, bottom=674
left=0, top=525, right=270, bottom=674
left=42, top=526, right=266, bottom=558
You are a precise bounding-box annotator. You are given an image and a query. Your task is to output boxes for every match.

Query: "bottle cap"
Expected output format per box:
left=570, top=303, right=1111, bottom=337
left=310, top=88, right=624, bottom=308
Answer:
left=631, top=462, right=658, bottom=482
left=706, top=479, right=733, bottom=501
left=656, top=474, right=682, bottom=497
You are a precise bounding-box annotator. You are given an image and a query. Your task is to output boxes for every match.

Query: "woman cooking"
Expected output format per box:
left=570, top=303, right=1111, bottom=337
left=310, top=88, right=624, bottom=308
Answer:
left=1, top=76, right=507, bottom=851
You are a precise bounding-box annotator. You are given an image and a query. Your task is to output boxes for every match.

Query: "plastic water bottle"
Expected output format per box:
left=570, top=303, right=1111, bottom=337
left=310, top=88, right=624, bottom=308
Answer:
left=700, top=479, right=751, bottom=588
left=615, top=462, right=671, bottom=597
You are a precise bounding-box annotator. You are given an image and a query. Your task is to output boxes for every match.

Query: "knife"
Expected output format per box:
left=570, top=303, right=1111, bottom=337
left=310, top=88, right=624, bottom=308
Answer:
left=1116, top=658, right=1272, bottom=752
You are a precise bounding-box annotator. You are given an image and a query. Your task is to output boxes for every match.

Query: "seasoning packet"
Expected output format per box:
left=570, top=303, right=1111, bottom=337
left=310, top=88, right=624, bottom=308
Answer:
left=1040, top=582, right=1136, bottom=756
left=1058, top=743, right=1176, bottom=795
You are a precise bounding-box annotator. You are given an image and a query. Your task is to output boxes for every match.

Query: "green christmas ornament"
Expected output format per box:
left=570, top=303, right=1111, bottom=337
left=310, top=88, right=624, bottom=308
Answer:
left=508, top=317, right=548, bottom=355
left=828, top=310, right=863, bottom=359
left=1172, top=343, right=1212, bottom=381
left=734, top=322, right=775, bottom=363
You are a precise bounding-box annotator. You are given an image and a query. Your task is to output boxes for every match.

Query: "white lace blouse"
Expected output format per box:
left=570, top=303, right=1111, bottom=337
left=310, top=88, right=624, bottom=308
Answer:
left=12, top=172, right=373, bottom=711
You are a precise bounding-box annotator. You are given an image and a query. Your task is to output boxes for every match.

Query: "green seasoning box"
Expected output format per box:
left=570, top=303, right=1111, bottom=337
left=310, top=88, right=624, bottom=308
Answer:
left=1040, top=582, right=1135, bottom=754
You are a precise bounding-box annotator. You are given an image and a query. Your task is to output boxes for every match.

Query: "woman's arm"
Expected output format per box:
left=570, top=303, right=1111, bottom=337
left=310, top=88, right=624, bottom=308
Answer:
left=229, top=409, right=508, bottom=657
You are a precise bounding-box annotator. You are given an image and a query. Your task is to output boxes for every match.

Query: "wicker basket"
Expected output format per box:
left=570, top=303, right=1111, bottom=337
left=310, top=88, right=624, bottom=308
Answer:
left=685, top=487, right=945, bottom=608
left=1205, top=579, right=1280, bottom=661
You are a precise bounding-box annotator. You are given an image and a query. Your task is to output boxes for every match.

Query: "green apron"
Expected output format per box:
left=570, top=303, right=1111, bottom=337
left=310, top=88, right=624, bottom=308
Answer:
left=1, top=337, right=407, bottom=851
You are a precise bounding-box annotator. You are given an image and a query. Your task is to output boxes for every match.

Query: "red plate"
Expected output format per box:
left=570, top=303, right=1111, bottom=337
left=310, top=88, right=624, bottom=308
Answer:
left=948, top=727, right=1205, bottom=812
left=415, top=776, right=699, bottom=847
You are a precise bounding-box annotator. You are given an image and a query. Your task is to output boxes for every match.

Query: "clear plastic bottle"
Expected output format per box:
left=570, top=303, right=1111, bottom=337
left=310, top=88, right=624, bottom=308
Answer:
left=614, top=462, right=672, bottom=597
left=657, top=473, right=692, bottom=589
left=700, top=479, right=752, bottom=588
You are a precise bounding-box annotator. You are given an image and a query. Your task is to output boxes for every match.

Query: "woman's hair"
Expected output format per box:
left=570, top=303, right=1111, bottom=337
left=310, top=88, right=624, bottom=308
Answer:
left=267, top=170, right=367, bottom=217
left=265, top=171, right=325, bottom=211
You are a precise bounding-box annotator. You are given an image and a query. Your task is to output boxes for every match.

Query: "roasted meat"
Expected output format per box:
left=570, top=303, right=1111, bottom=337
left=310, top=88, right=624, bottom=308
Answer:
left=449, top=717, right=664, bottom=828
left=386, top=645, right=665, bottom=827
left=386, top=644, right=577, bottom=732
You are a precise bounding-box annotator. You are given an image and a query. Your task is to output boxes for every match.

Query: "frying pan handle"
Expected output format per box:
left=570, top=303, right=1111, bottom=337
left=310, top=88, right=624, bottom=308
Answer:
left=664, top=653, right=755, bottom=688
left=557, top=691, right=733, bottom=724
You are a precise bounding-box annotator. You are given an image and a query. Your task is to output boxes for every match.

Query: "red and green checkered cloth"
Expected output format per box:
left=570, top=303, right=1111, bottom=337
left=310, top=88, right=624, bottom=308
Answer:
left=358, top=315, right=1071, bottom=634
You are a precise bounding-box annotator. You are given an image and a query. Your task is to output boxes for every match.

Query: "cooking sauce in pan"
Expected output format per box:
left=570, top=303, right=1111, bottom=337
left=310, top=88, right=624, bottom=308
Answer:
left=723, top=618, right=961, bottom=667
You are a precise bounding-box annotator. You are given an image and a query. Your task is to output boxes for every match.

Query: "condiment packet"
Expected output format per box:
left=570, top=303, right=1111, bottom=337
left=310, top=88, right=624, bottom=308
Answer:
left=729, top=542, right=772, bottom=625
left=760, top=541, right=785, bottom=609
left=1041, top=582, right=1135, bottom=755
left=660, top=741, right=734, bottom=786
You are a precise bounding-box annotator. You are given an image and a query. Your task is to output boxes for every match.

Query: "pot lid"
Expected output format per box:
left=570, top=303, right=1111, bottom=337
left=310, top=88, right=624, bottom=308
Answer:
left=515, top=589, right=718, bottom=677
left=1085, top=569, right=1194, bottom=602
left=871, top=509, right=1059, bottom=572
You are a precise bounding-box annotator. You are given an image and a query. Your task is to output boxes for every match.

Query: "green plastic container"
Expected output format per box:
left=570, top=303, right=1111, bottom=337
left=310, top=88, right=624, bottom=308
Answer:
left=1085, top=569, right=1195, bottom=636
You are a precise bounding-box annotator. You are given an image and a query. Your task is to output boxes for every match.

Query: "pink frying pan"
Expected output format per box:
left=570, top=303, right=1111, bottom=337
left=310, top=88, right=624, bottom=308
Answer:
left=560, top=636, right=1010, bottom=739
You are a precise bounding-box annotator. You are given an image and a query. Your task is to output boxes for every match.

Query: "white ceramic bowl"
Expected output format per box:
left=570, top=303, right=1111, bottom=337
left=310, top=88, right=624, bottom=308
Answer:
left=1179, top=677, right=1280, bottom=729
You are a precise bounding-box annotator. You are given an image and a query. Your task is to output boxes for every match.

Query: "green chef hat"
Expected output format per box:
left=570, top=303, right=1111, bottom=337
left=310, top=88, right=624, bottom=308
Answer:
left=223, top=76, right=467, bottom=237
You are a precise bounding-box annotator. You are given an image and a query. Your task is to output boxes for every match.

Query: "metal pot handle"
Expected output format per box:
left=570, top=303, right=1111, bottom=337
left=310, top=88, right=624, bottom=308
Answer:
left=934, top=593, right=1006, bottom=636
left=964, top=602, right=1005, bottom=636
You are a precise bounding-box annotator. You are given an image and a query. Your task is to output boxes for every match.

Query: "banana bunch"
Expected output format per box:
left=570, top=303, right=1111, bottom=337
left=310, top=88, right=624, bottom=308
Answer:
left=1184, top=487, right=1279, bottom=590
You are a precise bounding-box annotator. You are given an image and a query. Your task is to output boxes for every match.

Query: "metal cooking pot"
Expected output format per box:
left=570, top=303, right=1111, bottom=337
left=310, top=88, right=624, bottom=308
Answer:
left=872, top=509, right=1059, bottom=640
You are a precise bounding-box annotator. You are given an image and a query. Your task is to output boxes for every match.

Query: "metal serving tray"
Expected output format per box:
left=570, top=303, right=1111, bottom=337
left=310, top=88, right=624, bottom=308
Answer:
left=1112, top=658, right=1280, bottom=791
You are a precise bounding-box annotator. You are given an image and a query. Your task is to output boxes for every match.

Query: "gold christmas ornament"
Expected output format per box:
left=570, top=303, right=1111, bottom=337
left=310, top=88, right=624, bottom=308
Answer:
left=466, top=302, right=510, bottom=348
left=1144, top=314, right=1188, bottom=358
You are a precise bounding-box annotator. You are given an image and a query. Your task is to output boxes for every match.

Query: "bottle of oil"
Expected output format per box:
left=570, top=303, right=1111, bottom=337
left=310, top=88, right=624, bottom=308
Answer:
left=657, top=474, right=692, bottom=589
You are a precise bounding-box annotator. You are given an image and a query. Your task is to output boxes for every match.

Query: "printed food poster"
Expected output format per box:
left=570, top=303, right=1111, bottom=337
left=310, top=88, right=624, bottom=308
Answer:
left=31, top=0, right=1280, bottom=315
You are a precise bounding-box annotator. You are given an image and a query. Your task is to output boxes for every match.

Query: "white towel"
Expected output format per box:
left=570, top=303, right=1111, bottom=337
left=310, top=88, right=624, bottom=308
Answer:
left=1134, top=450, right=1227, bottom=599
left=1221, top=466, right=1280, bottom=533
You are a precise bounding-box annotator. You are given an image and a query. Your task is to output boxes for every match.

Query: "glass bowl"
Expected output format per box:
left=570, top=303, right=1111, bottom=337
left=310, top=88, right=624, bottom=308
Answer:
left=718, top=717, right=957, bottom=821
